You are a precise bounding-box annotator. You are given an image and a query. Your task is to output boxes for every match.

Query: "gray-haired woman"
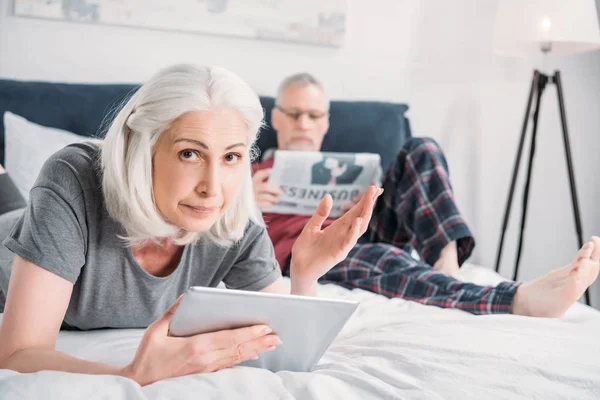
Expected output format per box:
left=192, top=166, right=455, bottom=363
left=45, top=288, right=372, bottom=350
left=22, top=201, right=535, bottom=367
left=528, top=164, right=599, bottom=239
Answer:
left=0, top=64, right=382, bottom=386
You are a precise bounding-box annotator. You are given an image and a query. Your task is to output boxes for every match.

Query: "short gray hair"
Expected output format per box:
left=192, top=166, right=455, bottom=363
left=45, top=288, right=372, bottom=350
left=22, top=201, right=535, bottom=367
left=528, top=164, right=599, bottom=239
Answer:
left=101, top=64, right=264, bottom=246
left=276, top=72, right=328, bottom=104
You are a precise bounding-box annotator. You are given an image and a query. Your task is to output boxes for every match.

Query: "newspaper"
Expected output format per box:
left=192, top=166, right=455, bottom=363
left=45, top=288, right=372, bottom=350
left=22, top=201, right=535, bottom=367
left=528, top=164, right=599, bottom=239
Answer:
left=263, top=150, right=382, bottom=218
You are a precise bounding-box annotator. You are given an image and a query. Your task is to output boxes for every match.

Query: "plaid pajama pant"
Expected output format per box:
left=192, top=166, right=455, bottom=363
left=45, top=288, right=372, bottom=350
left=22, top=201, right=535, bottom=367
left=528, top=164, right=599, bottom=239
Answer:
left=310, top=138, right=518, bottom=315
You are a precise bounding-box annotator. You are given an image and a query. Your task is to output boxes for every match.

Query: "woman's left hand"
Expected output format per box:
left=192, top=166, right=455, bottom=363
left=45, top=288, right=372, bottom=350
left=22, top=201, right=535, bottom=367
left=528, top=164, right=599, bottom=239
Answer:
left=290, top=185, right=383, bottom=286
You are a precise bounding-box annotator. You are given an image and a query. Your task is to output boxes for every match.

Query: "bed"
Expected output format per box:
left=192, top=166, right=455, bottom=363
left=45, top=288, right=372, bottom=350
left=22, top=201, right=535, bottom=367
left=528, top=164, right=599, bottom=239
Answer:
left=0, top=79, right=599, bottom=399
left=1, top=264, right=599, bottom=399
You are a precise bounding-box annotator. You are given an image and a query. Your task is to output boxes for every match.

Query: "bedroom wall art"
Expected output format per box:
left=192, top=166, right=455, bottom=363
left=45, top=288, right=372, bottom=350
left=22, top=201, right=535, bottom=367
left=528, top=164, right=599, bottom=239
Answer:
left=13, top=0, right=347, bottom=47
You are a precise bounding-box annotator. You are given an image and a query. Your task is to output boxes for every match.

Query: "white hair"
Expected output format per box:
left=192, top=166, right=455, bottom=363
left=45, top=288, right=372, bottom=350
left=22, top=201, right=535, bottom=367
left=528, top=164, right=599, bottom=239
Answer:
left=101, top=64, right=264, bottom=246
left=276, top=72, right=329, bottom=105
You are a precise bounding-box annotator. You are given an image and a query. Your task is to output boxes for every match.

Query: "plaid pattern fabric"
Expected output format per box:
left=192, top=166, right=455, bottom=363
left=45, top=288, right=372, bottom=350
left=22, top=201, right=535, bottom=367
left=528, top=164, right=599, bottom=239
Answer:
left=298, top=138, right=517, bottom=315
left=319, top=243, right=517, bottom=315
left=368, top=137, right=475, bottom=265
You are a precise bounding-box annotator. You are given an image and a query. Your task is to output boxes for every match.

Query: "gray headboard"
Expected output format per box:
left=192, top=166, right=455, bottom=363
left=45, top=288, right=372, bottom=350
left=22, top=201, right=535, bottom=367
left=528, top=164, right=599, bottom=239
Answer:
left=0, top=79, right=411, bottom=171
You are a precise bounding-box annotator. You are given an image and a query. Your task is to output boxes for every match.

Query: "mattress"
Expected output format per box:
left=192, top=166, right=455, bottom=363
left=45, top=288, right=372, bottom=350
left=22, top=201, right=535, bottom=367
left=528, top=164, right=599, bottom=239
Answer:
left=1, top=264, right=599, bottom=399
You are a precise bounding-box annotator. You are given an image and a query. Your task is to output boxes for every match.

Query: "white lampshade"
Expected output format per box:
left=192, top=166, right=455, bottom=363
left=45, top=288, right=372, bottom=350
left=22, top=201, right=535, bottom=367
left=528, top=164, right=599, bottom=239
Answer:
left=494, top=0, right=600, bottom=56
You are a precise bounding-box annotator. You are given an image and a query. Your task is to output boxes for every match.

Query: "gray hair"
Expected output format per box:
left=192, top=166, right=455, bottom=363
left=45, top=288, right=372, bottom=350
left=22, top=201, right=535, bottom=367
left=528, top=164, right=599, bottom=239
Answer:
left=276, top=72, right=328, bottom=104
left=101, top=64, right=264, bottom=247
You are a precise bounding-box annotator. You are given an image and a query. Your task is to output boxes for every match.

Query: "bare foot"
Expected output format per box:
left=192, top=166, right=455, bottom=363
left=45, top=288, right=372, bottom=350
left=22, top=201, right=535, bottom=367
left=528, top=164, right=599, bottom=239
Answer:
left=433, top=241, right=460, bottom=279
left=512, top=236, right=600, bottom=318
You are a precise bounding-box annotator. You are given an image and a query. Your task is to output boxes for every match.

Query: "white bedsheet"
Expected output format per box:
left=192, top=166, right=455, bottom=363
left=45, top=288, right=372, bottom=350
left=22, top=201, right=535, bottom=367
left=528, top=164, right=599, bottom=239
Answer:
left=1, top=264, right=599, bottom=400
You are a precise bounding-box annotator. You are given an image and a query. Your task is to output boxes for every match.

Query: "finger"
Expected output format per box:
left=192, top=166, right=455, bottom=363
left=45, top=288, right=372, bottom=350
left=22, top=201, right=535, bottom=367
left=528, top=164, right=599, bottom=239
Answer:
left=257, top=202, right=275, bottom=210
left=357, top=186, right=383, bottom=232
left=197, top=325, right=273, bottom=351
left=154, top=295, right=184, bottom=336
left=258, top=184, right=285, bottom=196
left=344, top=217, right=363, bottom=249
left=340, top=202, right=354, bottom=212
left=209, top=355, right=247, bottom=373
left=341, top=186, right=377, bottom=232
left=207, top=350, right=253, bottom=373
left=591, top=236, right=600, bottom=262
left=208, top=344, right=278, bottom=373
left=252, top=168, right=272, bottom=183
left=343, top=185, right=375, bottom=221
left=257, top=193, right=281, bottom=205
left=304, top=194, right=333, bottom=232
left=203, top=334, right=282, bottom=372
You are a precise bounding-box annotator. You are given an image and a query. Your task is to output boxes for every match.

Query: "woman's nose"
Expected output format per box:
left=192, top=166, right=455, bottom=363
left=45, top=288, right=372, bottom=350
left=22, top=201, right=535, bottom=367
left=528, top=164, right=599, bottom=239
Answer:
left=196, top=164, right=219, bottom=197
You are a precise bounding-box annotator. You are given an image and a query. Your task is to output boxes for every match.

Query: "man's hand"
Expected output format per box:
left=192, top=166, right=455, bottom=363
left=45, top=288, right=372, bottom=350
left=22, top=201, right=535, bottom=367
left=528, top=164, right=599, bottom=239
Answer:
left=252, top=168, right=284, bottom=209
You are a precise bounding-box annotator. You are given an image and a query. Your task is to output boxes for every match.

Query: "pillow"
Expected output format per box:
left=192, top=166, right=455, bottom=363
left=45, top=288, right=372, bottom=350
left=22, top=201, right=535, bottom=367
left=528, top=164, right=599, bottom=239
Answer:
left=4, top=112, right=102, bottom=200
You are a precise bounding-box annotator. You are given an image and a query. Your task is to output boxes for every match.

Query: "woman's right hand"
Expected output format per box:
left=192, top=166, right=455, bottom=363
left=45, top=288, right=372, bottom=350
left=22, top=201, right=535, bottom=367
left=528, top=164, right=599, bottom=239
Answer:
left=121, top=297, right=281, bottom=386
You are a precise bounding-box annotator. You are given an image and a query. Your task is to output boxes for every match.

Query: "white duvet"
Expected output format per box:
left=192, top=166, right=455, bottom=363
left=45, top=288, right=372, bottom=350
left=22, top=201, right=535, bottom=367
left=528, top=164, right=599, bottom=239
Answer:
left=1, top=264, right=599, bottom=400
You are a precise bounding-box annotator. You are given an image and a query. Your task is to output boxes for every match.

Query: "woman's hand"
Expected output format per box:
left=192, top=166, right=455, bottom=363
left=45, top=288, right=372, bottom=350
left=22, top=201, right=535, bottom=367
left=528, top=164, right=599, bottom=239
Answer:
left=340, top=193, right=362, bottom=213
left=121, top=297, right=282, bottom=386
left=290, top=185, right=383, bottom=292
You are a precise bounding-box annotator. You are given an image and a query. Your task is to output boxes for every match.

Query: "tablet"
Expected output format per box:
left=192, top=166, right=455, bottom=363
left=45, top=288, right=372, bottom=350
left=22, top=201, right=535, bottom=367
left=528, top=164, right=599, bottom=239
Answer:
left=169, top=286, right=359, bottom=372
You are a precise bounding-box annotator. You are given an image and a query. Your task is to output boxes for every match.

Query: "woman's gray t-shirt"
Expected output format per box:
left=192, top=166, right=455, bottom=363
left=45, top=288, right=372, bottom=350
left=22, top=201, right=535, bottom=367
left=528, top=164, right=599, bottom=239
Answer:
left=0, top=143, right=281, bottom=330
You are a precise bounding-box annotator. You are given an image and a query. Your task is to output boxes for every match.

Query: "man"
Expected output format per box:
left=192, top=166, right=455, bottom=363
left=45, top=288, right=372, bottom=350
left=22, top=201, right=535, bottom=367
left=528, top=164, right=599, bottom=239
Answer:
left=252, top=73, right=599, bottom=316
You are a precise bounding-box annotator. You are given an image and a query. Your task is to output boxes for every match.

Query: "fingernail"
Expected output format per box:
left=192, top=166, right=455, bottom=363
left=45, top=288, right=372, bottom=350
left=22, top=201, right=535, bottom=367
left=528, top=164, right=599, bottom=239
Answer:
left=250, top=354, right=259, bottom=360
left=274, top=338, right=283, bottom=345
left=267, top=345, right=277, bottom=351
left=261, top=327, right=272, bottom=335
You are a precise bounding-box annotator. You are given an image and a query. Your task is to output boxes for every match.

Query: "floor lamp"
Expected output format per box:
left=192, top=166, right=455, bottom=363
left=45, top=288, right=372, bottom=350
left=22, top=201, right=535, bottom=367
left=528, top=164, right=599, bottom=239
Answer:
left=493, top=0, right=600, bottom=306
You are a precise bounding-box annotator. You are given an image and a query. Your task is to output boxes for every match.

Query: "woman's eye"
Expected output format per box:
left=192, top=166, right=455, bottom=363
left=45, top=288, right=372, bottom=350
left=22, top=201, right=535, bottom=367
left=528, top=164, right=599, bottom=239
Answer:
left=224, top=153, right=241, bottom=164
left=179, top=149, right=199, bottom=161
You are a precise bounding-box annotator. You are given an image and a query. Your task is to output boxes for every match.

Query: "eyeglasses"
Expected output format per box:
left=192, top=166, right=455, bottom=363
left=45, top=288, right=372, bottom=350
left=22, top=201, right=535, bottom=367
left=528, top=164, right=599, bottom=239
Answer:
left=275, top=105, right=329, bottom=121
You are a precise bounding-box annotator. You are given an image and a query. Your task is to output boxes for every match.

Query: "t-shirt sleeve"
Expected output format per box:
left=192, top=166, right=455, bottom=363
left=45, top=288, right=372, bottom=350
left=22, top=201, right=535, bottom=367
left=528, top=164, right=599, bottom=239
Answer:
left=2, top=151, right=87, bottom=284
left=222, top=223, right=282, bottom=291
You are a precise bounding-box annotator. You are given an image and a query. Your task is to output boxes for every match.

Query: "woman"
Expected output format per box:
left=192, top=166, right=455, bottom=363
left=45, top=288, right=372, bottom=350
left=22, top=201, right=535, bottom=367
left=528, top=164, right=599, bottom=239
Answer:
left=0, top=64, right=382, bottom=386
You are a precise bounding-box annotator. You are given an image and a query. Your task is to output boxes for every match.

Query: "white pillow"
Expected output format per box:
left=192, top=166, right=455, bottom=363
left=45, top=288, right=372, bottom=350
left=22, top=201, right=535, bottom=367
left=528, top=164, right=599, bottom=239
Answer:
left=4, top=111, right=102, bottom=200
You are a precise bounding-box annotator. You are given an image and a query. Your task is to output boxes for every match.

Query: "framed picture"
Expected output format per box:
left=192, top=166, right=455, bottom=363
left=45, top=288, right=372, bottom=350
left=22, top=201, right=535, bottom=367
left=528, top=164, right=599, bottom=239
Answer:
left=13, top=0, right=347, bottom=47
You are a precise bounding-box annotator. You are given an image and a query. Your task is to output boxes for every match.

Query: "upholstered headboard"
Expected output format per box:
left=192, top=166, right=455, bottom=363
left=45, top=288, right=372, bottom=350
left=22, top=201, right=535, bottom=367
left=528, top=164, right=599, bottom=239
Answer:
left=0, top=79, right=411, bottom=171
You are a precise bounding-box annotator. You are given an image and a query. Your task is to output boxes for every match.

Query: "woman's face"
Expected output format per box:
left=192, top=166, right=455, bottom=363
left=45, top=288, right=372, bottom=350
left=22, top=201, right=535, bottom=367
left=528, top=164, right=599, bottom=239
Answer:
left=152, top=109, right=249, bottom=233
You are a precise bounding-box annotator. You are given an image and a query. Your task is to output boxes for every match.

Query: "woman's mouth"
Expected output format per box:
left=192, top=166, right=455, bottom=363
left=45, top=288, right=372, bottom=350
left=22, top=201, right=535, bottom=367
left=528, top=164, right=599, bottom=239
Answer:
left=182, top=204, right=220, bottom=216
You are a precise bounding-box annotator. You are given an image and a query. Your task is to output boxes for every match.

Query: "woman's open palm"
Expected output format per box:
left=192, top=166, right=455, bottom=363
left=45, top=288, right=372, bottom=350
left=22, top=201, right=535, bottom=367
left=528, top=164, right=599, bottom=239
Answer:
left=290, top=185, right=383, bottom=282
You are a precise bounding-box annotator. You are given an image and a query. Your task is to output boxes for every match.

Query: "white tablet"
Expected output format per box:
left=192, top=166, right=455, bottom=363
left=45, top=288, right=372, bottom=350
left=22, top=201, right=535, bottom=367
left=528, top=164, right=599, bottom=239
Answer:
left=169, top=286, right=359, bottom=372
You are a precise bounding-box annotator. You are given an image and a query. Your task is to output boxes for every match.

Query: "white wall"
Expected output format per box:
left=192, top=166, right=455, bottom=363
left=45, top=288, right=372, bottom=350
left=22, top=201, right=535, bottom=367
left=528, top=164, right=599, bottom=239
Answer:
left=1, top=0, right=600, bottom=304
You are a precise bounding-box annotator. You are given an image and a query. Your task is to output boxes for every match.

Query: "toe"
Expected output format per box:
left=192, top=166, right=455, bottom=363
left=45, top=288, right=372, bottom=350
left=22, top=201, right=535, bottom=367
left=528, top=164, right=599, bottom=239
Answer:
left=576, top=241, right=594, bottom=262
left=591, top=236, right=600, bottom=261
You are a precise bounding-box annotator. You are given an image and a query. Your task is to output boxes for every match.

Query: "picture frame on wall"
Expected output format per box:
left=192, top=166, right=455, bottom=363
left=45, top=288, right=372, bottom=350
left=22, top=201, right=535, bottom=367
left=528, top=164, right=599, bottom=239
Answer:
left=13, top=0, right=347, bottom=47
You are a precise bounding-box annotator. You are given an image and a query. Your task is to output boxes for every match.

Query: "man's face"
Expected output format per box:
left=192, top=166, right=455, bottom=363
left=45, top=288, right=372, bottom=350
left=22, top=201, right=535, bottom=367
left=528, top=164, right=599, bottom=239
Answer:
left=271, top=83, right=329, bottom=152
